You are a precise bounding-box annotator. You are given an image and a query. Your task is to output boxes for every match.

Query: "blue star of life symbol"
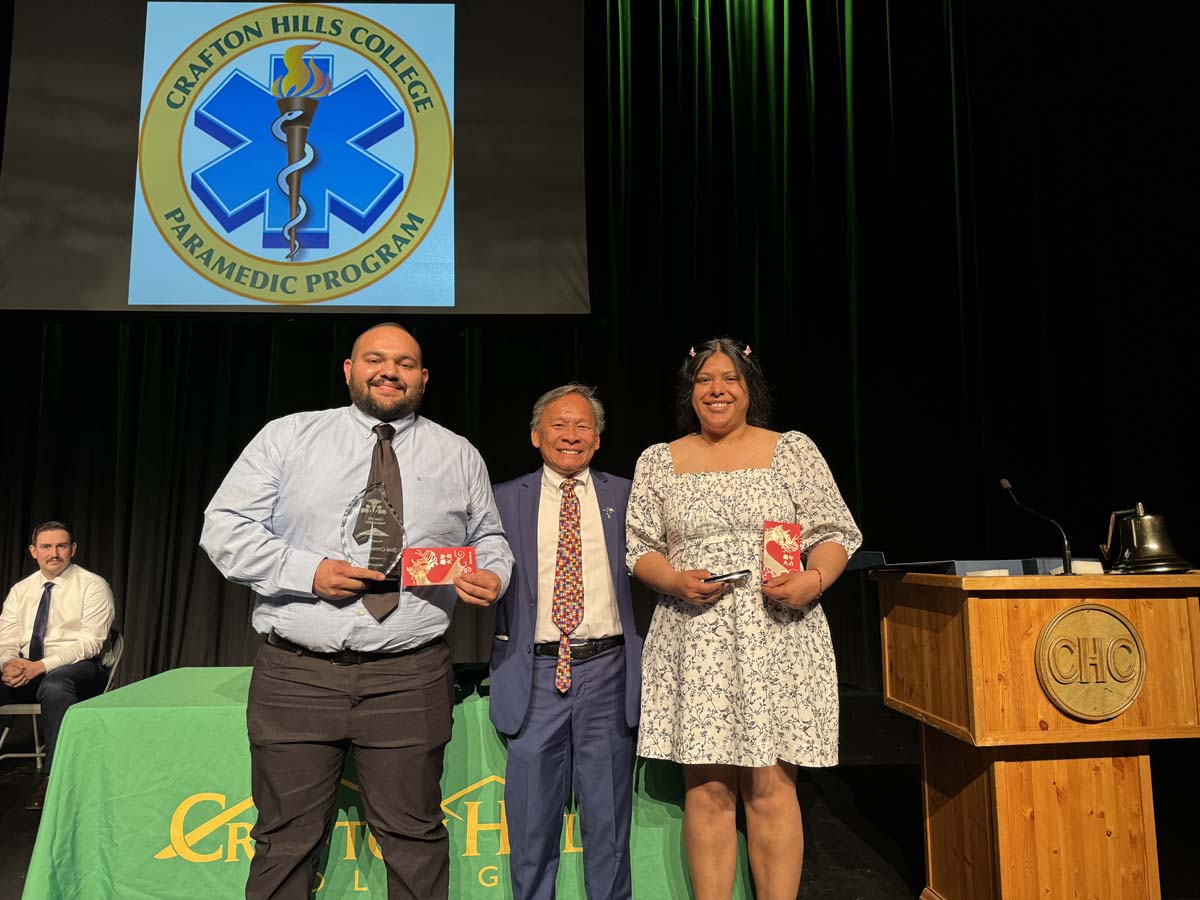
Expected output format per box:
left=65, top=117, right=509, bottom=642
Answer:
left=190, top=55, right=406, bottom=251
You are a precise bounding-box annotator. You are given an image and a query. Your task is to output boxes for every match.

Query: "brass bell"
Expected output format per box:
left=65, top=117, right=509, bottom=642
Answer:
left=1100, top=502, right=1192, bottom=574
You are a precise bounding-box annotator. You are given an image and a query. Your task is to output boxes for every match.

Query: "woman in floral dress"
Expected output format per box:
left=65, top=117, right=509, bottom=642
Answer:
left=626, top=338, right=862, bottom=900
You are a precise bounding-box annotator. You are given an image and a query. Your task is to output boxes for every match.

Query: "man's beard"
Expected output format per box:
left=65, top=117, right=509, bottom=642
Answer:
left=350, top=378, right=424, bottom=421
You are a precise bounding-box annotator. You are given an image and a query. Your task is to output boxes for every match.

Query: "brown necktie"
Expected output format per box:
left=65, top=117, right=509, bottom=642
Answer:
left=356, top=423, right=404, bottom=621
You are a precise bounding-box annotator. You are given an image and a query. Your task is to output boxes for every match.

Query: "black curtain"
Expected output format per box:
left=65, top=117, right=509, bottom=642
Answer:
left=1, top=1, right=1194, bottom=689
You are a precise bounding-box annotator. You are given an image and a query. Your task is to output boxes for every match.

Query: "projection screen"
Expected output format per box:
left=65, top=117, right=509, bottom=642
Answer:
left=0, top=0, right=588, bottom=313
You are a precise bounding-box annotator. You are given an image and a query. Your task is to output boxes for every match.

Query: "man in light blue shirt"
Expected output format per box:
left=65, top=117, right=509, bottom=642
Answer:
left=201, top=322, right=513, bottom=900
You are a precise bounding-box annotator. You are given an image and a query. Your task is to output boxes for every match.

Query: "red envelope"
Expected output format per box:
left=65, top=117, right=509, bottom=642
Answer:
left=762, top=521, right=803, bottom=581
left=401, top=547, right=477, bottom=586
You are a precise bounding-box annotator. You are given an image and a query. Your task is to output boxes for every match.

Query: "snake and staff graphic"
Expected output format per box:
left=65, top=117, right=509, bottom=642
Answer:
left=270, top=43, right=331, bottom=260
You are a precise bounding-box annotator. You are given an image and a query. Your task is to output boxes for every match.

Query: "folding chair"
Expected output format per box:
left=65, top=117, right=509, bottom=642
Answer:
left=0, top=701, right=46, bottom=769
left=101, top=629, right=125, bottom=692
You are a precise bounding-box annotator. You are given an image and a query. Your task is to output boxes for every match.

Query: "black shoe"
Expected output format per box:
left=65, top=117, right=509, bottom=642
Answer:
left=26, top=775, right=48, bottom=811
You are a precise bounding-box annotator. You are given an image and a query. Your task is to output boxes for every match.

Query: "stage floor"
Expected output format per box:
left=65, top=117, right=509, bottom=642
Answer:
left=3, top=689, right=1196, bottom=898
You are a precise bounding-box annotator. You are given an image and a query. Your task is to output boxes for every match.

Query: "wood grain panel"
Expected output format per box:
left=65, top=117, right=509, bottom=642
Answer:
left=880, top=579, right=971, bottom=738
left=898, top=574, right=1200, bottom=592
left=922, top=726, right=999, bottom=900
left=991, top=743, right=1158, bottom=900
left=968, top=594, right=1200, bottom=744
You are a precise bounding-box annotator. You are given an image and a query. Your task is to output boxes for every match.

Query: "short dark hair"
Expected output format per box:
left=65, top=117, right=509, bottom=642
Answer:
left=674, top=337, right=772, bottom=436
left=349, top=322, right=420, bottom=361
left=30, top=521, right=73, bottom=546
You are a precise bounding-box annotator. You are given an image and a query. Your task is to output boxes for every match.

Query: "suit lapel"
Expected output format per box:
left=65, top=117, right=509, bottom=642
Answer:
left=517, top=472, right=540, bottom=605
left=592, top=472, right=621, bottom=577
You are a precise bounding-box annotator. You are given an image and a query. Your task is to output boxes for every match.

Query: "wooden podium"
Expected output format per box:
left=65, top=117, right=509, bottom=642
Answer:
left=878, top=573, right=1200, bottom=900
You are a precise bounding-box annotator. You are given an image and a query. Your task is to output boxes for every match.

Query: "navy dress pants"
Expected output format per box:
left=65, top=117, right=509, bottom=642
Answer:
left=503, top=645, right=635, bottom=900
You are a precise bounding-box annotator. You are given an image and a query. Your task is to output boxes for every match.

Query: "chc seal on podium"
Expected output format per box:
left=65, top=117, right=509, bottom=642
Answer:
left=1035, top=603, right=1146, bottom=722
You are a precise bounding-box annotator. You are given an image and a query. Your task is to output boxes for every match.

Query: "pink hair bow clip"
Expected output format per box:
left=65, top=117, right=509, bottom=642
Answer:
left=688, top=347, right=696, bottom=358
left=743, top=345, right=752, bottom=357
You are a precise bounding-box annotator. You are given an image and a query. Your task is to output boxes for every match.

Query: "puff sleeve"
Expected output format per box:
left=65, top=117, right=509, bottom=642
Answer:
left=777, top=431, right=862, bottom=560
left=625, top=443, right=671, bottom=571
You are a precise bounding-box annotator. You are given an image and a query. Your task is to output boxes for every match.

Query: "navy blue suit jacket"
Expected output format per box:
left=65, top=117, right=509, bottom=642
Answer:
left=488, top=468, right=642, bottom=736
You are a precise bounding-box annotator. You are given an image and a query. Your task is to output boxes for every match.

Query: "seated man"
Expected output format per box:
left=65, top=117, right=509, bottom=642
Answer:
left=0, top=521, right=115, bottom=804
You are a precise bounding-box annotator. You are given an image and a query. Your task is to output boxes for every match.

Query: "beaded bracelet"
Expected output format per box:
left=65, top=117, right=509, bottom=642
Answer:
left=813, top=568, right=824, bottom=598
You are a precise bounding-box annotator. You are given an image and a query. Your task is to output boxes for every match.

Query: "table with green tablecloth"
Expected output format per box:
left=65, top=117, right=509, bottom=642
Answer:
left=24, top=667, right=753, bottom=899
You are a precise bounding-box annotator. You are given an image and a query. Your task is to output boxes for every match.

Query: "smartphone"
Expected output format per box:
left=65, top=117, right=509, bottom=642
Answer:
left=702, top=569, right=751, bottom=583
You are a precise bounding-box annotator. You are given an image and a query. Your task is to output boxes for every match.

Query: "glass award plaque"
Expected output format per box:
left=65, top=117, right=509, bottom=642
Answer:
left=341, top=483, right=404, bottom=580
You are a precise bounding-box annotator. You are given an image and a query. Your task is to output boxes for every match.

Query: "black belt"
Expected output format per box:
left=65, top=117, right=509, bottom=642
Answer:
left=267, top=632, right=441, bottom=666
left=533, top=635, right=624, bottom=661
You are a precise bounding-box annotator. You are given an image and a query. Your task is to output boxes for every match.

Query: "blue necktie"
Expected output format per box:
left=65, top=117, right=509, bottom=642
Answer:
left=28, top=582, right=53, bottom=662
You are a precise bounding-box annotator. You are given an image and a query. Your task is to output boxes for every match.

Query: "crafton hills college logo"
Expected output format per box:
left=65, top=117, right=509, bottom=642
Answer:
left=138, top=4, right=453, bottom=304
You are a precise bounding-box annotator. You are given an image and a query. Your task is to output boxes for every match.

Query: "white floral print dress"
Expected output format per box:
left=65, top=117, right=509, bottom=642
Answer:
left=626, top=431, right=862, bottom=767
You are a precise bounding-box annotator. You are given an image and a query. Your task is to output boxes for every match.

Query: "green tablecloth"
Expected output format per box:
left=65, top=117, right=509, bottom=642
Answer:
left=24, top=667, right=752, bottom=899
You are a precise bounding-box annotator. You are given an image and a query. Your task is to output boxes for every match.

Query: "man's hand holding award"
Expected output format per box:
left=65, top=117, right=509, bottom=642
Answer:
left=307, top=482, right=406, bottom=604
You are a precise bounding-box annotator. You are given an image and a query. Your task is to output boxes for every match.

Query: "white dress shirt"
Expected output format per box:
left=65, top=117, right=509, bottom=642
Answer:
left=535, top=466, right=622, bottom=643
left=0, top=563, right=115, bottom=673
left=201, top=405, right=513, bottom=653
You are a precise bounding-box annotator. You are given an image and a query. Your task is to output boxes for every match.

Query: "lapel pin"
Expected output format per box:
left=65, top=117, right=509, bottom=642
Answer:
left=603, top=507, right=615, bottom=519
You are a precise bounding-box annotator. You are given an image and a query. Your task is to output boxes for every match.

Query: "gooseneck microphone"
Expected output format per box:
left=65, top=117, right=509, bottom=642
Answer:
left=999, top=478, right=1073, bottom=575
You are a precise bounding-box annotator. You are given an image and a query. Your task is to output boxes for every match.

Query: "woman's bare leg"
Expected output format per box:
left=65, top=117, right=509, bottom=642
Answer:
left=739, top=761, right=803, bottom=900
left=683, top=764, right=740, bottom=900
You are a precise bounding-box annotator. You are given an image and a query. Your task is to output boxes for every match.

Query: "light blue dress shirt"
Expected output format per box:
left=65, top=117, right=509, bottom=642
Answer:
left=201, top=404, right=514, bottom=652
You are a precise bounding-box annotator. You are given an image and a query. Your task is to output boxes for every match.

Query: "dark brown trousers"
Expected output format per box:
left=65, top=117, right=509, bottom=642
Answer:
left=244, top=638, right=454, bottom=900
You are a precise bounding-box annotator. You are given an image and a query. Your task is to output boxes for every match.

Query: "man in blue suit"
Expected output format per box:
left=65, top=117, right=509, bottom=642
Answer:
left=490, top=384, right=641, bottom=900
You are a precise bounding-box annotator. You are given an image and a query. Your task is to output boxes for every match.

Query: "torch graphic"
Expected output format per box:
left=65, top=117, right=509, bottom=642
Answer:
left=270, top=44, right=331, bottom=260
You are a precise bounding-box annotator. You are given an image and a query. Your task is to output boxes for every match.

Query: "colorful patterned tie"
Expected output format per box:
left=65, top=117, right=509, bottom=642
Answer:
left=551, top=479, right=584, bottom=692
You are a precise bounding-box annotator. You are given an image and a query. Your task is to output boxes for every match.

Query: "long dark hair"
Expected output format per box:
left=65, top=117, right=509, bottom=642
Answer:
left=674, top=337, right=772, bottom=436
